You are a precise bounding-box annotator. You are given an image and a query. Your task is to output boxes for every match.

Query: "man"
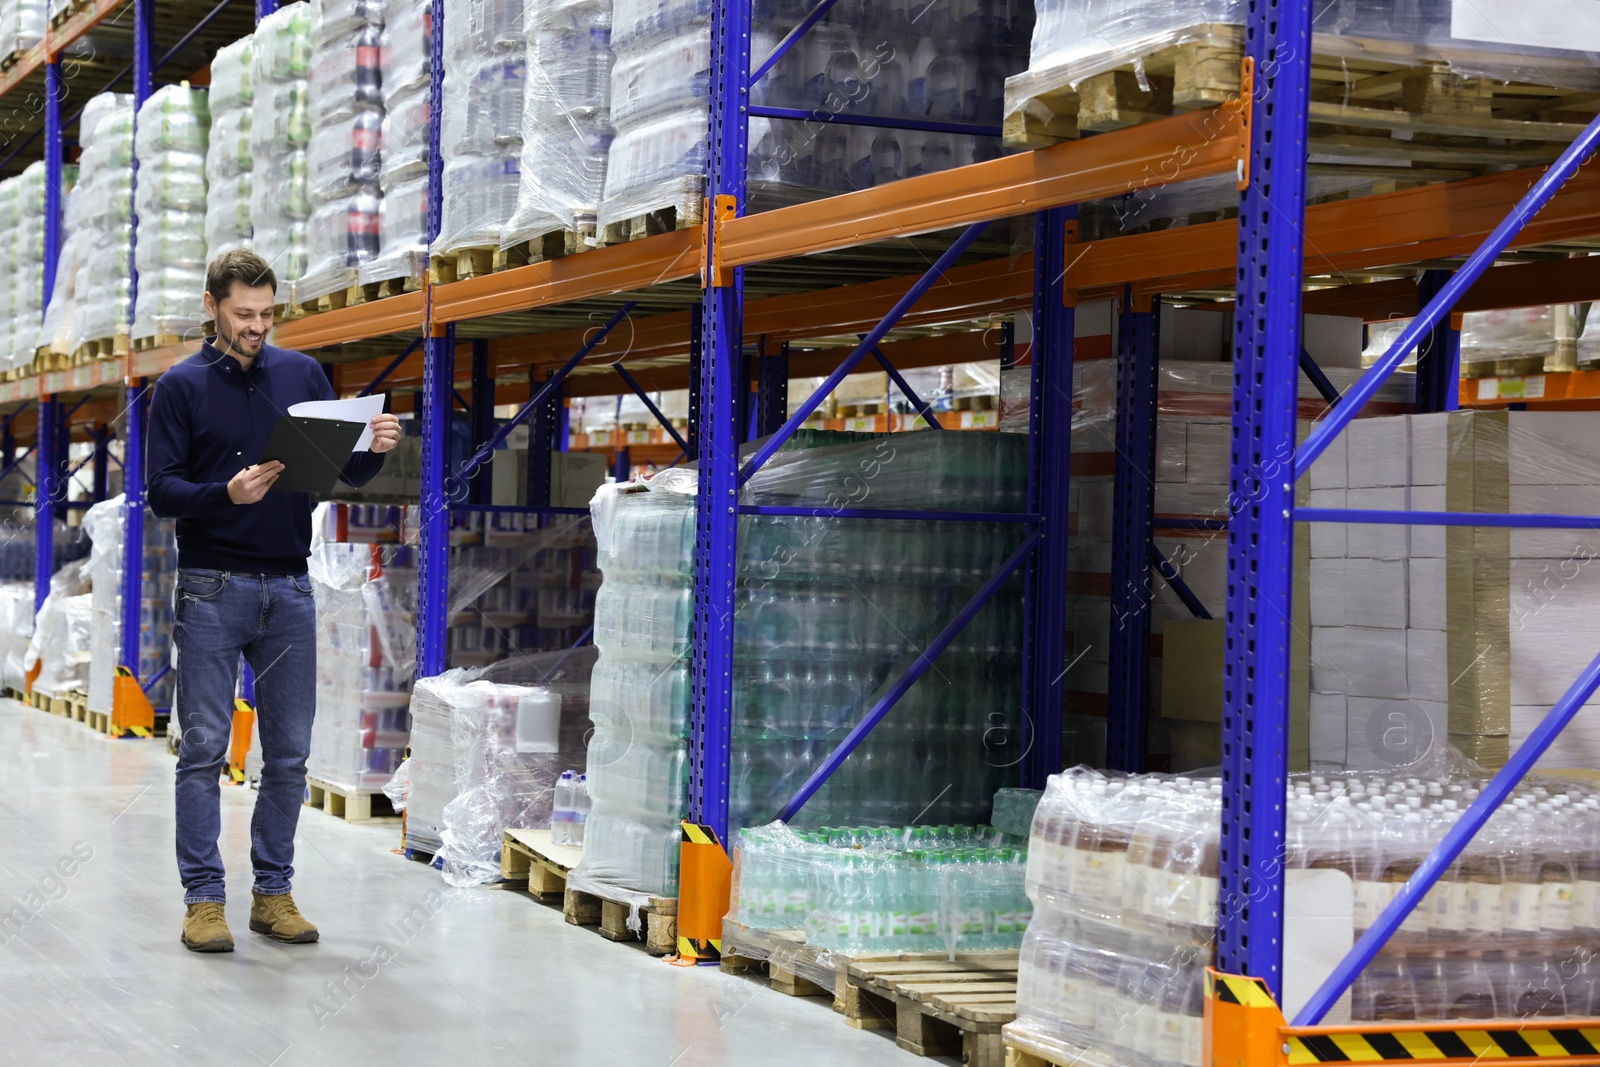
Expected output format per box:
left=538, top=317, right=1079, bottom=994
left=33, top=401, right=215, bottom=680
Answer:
left=148, top=249, right=402, bottom=953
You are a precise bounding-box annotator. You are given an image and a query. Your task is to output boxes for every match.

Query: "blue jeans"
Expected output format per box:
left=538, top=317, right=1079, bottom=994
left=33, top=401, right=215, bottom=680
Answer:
left=172, top=568, right=317, bottom=905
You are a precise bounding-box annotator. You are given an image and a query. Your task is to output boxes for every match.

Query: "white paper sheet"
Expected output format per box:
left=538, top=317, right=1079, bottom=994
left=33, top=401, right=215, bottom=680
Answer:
left=287, top=395, right=387, bottom=452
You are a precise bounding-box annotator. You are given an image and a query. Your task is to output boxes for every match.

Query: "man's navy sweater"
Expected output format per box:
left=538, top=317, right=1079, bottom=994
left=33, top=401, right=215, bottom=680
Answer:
left=147, top=340, right=384, bottom=575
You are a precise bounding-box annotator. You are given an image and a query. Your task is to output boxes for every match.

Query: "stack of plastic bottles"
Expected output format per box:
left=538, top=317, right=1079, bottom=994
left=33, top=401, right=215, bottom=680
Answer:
left=306, top=536, right=414, bottom=793
left=599, top=0, right=1028, bottom=232
left=0, top=0, right=43, bottom=59
left=299, top=0, right=384, bottom=301
left=39, top=162, right=85, bottom=360
left=503, top=0, right=615, bottom=252
left=0, top=162, right=47, bottom=371
left=250, top=2, right=313, bottom=287
left=82, top=496, right=177, bottom=718
left=131, top=84, right=210, bottom=344
left=575, top=431, right=1027, bottom=898
left=733, top=821, right=1031, bottom=953
left=433, top=0, right=524, bottom=256
left=991, top=787, right=1044, bottom=839
left=1014, top=766, right=1600, bottom=1067
left=551, top=769, right=593, bottom=845
left=363, top=0, right=431, bottom=284
left=70, top=94, right=135, bottom=353
left=204, top=35, right=255, bottom=264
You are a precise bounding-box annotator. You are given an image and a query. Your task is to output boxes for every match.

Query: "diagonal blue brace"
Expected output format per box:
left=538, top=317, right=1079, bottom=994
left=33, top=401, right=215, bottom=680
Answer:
left=1, top=399, right=33, bottom=432
left=750, top=0, right=841, bottom=84
left=745, top=105, right=1002, bottom=138
left=358, top=337, right=423, bottom=397
left=867, top=340, right=942, bottom=430
left=1149, top=542, right=1212, bottom=620
left=1295, top=112, right=1600, bottom=481
left=776, top=528, right=1041, bottom=823
left=612, top=362, right=689, bottom=453
left=0, top=445, right=36, bottom=485
left=447, top=302, right=635, bottom=495
left=1299, top=348, right=1340, bottom=407
left=739, top=222, right=988, bottom=485
left=1296, top=645, right=1600, bottom=1025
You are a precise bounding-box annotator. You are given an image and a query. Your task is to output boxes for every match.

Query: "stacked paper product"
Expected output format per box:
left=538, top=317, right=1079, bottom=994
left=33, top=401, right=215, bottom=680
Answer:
left=205, top=35, right=255, bottom=264
left=250, top=2, right=313, bottom=286
left=298, top=0, right=384, bottom=301
left=82, top=497, right=177, bottom=717
left=132, top=84, right=210, bottom=343
left=363, top=0, right=430, bottom=284
left=0, top=162, right=48, bottom=371
left=71, top=94, right=136, bottom=353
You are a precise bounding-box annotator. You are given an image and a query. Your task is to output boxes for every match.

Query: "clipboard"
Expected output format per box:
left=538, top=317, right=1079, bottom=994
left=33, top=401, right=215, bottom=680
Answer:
left=258, top=415, right=367, bottom=495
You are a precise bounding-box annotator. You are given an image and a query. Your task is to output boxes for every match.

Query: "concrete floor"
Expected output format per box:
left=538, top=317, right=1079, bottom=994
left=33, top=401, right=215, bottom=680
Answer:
left=0, top=699, right=928, bottom=1067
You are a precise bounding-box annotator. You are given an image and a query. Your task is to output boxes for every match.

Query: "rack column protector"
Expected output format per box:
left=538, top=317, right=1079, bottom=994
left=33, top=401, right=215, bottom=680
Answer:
left=689, top=0, right=752, bottom=842
left=1220, top=0, right=1310, bottom=996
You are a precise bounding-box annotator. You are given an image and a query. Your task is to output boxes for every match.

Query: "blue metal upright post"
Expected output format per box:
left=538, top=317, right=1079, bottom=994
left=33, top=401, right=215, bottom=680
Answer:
left=1415, top=270, right=1461, bottom=414
left=1220, top=1, right=1312, bottom=995
left=1021, top=207, right=1074, bottom=789
left=1107, top=290, right=1159, bottom=773
left=756, top=339, right=787, bottom=438
left=689, top=0, right=751, bottom=842
left=121, top=382, right=149, bottom=674
left=528, top=372, right=557, bottom=508
left=255, top=0, right=276, bottom=20
left=416, top=0, right=449, bottom=680
left=43, top=59, right=62, bottom=302
left=34, top=400, right=59, bottom=610
left=469, top=339, right=493, bottom=505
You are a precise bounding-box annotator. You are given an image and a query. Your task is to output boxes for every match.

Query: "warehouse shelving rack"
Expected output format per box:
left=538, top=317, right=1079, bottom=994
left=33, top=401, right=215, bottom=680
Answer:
left=0, top=0, right=1594, bottom=1050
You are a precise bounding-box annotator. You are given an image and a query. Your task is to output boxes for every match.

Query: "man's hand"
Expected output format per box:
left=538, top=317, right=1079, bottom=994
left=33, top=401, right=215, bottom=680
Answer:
left=228, top=461, right=283, bottom=504
left=369, top=414, right=402, bottom=454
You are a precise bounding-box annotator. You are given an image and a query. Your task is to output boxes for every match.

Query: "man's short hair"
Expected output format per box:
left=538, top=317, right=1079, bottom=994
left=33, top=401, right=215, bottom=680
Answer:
left=205, top=249, right=278, bottom=305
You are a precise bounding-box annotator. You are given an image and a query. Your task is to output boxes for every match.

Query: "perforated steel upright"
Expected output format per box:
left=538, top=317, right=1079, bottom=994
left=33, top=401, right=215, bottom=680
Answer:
left=1220, top=0, right=1313, bottom=993
left=689, top=0, right=752, bottom=842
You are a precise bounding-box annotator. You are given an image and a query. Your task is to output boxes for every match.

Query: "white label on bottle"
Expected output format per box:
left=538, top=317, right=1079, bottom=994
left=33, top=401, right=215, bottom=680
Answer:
left=1541, top=881, right=1574, bottom=933
left=1467, top=881, right=1504, bottom=935
left=1191, top=875, right=1220, bottom=928
left=1095, top=989, right=1122, bottom=1043
left=1062, top=975, right=1095, bottom=1028
left=1156, top=1010, right=1187, bottom=1066
left=1183, top=1015, right=1206, bottom=1067
left=1505, top=882, right=1543, bottom=933
left=1352, top=880, right=1389, bottom=930
left=1576, top=879, right=1600, bottom=931
left=1102, top=851, right=1129, bottom=905
left=1135, top=1004, right=1164, bottom=1061
left=1438, top=881, right=1470, bottom=933
left=1400, top=887, right=1432, bottom=934
left=1165, top=871, right=1198, bottom=924
left=1075, top=848, right=1105, bottom=901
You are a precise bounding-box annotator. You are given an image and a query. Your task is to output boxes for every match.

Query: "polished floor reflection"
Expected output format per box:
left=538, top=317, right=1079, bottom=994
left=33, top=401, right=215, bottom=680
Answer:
left=0, top=699, right=924, bottom=1066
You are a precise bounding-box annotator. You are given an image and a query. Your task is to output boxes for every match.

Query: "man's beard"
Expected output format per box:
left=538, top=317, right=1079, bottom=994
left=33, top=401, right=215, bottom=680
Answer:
left=224, top=328, right=264, bottom=354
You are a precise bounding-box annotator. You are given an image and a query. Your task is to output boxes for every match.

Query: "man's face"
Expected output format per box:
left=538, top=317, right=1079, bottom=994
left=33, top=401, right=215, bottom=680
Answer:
left=204, top=281, right=275, bottom=358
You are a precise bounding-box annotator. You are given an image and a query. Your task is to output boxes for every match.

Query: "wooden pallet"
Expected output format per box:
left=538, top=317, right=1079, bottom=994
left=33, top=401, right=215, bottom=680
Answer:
left=721, top=925, right=844, bottom=998
left=427, top=246, right=498, bottom=286
left=351, top=273, right=423, bottom=305
left=497, top=222, right=600, bottom=272
left=840, top=955, right=1020, bottom=1067
left=49, top=0, right=86, bottom=28
left=599, top=198, right=703, bottom=248
left=303, top=775, right=398, bottom=823
left=64, top=691, right=87, bottom=723
left=562, top=879, right=677, bottom=956
left=86, top=708, right=108, bottom=734
left=131, top=333, right=186, bottom=353
left=500, top=827, right=581, bottom=899
left=70, top=334, right=130, bottom=364
left=1001, top=1024, right=1123, bottom=1067
left=1004, top=23, right=1600, bottom=170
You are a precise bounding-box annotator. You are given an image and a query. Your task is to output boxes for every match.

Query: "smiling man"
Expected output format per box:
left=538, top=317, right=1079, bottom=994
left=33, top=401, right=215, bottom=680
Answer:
left=147, top=249, right=403, bottom=953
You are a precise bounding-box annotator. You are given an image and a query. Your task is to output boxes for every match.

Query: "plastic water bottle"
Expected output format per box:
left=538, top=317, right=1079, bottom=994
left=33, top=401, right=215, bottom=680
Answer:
left=573, top=774, right=591, bottom=846
left=552, top=769, right=577, bottom=845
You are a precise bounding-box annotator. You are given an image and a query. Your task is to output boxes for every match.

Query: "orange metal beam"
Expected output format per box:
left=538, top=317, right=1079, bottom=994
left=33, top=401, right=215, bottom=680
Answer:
left=718, top=105, right=1246, bottom=267
left=1068, top=160, right=1600, bottom=296
left=272, top=290, right=427, bottom=350
left=430, top=229, right=702, bottom=325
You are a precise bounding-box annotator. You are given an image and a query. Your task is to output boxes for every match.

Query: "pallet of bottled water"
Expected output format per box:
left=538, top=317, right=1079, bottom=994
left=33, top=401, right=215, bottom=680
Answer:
left=1012, top=765, right=1600, bottom=1067
left=732, top=822, right=1031, bottom=956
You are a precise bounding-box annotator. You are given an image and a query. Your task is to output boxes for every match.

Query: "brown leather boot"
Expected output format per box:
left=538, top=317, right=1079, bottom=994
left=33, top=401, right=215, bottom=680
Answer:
left=250, top=892, right=319, bottom=943
left=181, top=902, right=234, bottom=953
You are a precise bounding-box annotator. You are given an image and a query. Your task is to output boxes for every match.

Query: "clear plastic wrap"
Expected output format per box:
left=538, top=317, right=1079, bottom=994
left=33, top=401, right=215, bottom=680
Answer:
left=578, top=431, right=1028, bottom=897
left=70, top=93, right=134, bottom=351
left=731, top=821, right=1031, bottom=955
left=0, top=581, right=32, bottom=692
left=250, top=2, right=313, bottom=284
left=0, top=162, right=47, bottom=370
left=131, top=85, right=209, bottom=342
left=0, top=0, right=44, bottom=58
left=205, top=35, right=255, bottom=264
left=24, top=558, right=90, bottom=698
left=1012, top=0, right=1600, bottom=140
left=39, top=187, right=85, bottom=358
left=81, top=496, right=177, bottom=715
left=502, top=0, right=615, bottom=249
left=299, top=0, right=383, bottom=301
left=363, top=2, right=431, bottom=285
left=1013, top=765, right=1600, bottom=1061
